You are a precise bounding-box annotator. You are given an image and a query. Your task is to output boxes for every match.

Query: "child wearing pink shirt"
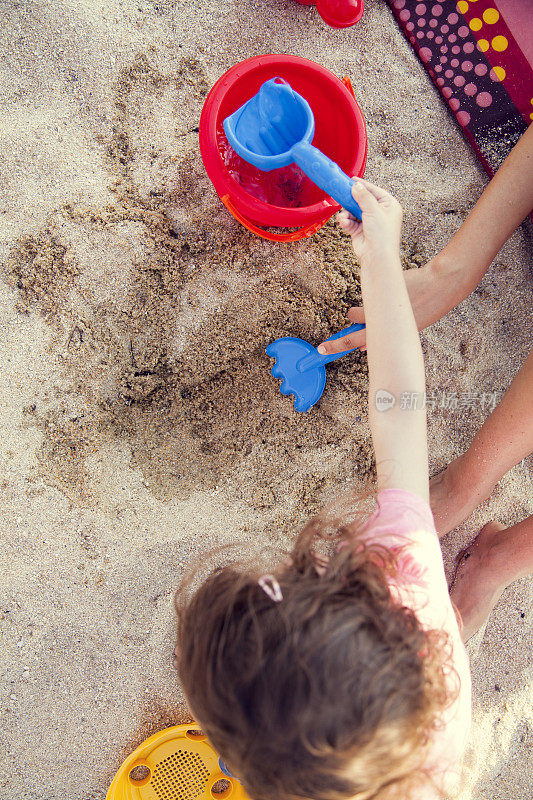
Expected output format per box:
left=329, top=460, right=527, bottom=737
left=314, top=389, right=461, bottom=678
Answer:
left=318, top=126, right=533, bottom=642
left=175, top=181, right=471, bottom=800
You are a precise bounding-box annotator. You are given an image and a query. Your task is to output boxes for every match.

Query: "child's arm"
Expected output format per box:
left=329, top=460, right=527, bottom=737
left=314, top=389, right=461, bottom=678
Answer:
left=319, top=123, right=533, bottom=353
left=322, top=180, right=429, bottom=500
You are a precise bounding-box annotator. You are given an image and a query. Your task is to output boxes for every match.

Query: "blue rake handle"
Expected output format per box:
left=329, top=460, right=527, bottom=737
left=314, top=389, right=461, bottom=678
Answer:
left=291, top=141, right=362, bottom=220
left=298, top=323, right=365, bottom=372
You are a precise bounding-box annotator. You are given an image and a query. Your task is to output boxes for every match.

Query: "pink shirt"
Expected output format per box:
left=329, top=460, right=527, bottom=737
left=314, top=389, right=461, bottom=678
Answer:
left=356, top=489, right=472, bottom=797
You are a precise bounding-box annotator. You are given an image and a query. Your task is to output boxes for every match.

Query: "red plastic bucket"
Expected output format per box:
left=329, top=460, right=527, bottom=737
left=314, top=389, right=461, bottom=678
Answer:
left=199, top=55, right=367, bottom=242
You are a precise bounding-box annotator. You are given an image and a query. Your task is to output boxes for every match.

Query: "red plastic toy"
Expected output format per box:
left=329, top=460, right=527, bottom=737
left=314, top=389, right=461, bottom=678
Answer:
left=199, top=55, right=367, bottom=242
left=293, top=0, right=364, bottom=28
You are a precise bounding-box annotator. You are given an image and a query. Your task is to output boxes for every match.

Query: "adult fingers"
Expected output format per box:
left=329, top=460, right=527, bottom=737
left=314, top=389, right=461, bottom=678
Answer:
left=317, top=326, right=367, bottom=355
left=347, top=306, right=366, bottom=325
left=347, top=307, right=367, bottom=350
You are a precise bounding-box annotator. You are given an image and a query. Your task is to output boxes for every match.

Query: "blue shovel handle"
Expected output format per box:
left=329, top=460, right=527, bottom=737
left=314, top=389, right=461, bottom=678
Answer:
left=291, top=141, right=362, bottom=220
left=297, top=323, right=365, bottom=373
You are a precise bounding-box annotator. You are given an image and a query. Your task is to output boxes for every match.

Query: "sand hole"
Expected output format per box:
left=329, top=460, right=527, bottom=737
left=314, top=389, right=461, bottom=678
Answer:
left=211, top=778, right=232, bottom=798
left=129, top=763, right=151, bottom=783
left=186, top=728, right=206, bottom=739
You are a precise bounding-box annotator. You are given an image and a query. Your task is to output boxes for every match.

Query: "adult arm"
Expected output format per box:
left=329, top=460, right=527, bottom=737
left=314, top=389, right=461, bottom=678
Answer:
left=320, top=123, right=533, bottom=354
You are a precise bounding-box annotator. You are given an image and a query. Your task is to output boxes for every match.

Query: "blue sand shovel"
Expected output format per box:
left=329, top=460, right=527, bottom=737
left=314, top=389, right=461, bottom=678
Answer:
left=223, top=78, right=363, bottom=220
left=266, top=323, right=365, bottom=412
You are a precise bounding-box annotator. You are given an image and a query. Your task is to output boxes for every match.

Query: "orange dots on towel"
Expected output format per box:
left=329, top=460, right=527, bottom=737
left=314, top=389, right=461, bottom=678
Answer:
left=491, top=35, right=508, bottom=51
left=469, top=17, right=482, bottom=31
left=490, top=66, right=505, bottom=81
left=483, top=8, right=499, bottom=24
left=477, top=38, right=489, bottom=52
left=457, top=1, right=469, bottom=14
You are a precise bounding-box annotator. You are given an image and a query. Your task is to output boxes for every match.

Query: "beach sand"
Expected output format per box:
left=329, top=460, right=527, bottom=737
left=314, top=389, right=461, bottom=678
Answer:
left=0, top=1, right=531, bottom=798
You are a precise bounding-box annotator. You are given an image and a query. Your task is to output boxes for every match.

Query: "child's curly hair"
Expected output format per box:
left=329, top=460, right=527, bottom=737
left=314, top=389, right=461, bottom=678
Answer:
left=175, top=506, right=455, bottom=800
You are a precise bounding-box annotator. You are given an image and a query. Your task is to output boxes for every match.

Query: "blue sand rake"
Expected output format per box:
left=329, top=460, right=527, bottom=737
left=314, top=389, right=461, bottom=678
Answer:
left=266, top=323, right=365, bottom=412
left=223, top=78, right=363, bottom=220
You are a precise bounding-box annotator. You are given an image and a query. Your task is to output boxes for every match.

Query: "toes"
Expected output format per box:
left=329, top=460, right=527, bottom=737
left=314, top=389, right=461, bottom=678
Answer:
left=449, top=545, right=474, bottom=590
left=479, top=520, right=506, bottom=536
left=455, top=546, right=472, bottom=566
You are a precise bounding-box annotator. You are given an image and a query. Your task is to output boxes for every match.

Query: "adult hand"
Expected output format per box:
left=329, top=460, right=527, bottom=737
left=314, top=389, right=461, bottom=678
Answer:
left=318, top=252, right=471, bottom=356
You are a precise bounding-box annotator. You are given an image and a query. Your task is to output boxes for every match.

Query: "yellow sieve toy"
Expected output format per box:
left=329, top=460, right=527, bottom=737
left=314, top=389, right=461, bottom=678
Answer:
left=106, top=723, right=249, bottom=800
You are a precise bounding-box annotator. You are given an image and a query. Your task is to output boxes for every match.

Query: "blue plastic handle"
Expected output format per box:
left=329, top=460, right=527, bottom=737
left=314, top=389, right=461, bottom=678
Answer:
left=219, top=757, right=235, bottom=779
left=291, top=141, right=362, bottom=220
left=297, top=323, right=365, bottom=373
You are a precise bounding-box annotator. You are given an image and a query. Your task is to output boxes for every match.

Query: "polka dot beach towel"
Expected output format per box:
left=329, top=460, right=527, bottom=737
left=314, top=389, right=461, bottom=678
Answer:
left=387, top=0, right=533, bottom=176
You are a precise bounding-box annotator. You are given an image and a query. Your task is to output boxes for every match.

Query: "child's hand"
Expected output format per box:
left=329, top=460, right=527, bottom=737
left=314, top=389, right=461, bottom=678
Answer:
left=338, top=179, right=402, bottom=262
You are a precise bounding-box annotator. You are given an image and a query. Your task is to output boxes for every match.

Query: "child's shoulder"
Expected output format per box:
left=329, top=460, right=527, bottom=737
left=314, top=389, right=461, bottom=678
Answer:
left=373, top=488, right=436, bottom=534
left=354, top=488, right=438, bottom=563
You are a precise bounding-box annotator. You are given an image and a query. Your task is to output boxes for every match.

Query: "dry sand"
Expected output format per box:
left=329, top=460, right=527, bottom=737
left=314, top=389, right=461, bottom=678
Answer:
left=0, top=1, right=531, bottom=798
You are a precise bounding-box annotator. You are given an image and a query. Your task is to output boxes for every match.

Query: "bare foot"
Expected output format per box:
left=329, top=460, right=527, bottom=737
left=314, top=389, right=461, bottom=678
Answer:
left=449, top=521, right=508, bottom=642
left=430, top=456, right=496, bottom=536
